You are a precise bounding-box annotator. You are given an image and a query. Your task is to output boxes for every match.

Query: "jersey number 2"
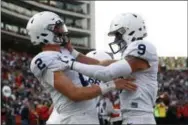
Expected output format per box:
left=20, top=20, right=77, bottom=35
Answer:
left=137, top=44, right=146, bottom=55
left=35, top=58, right=46, bottom=70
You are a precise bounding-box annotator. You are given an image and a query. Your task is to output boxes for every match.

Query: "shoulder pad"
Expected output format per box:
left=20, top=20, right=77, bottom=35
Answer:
left=123, top=40, right=158, bottom=66
left=30, top=51, right=69, bottom=77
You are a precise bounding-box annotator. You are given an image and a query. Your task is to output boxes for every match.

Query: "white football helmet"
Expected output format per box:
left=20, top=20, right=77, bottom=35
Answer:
left=26, top=11, right=69, bottom=46
left=86, top=50, right=113, bottom=60
left=108, top=13, right=147, bottom=54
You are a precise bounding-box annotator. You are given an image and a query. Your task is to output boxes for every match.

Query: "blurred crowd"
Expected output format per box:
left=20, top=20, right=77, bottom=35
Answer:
left=1, top=49, right=52, bottom=125
left=159, top=57, right=187, bottom=70
left=1, top=49, right=188, bottom=125
left=155, top=67, right=188, bottom=124
left=158, top=68, right=188, bottom=103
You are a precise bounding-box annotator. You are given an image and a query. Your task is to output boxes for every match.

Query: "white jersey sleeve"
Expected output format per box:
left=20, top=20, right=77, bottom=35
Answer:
left=122, top=40, right=158, bottom=66
left=30, top=51, right=69, bottom=86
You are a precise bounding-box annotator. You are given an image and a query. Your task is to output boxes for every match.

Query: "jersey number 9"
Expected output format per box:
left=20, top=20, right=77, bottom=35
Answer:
left=137, top=44, right=146, bottom=55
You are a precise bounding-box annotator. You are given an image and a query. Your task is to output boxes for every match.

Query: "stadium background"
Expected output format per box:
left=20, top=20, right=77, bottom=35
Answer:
left=1, top=0, right=188, bottom=125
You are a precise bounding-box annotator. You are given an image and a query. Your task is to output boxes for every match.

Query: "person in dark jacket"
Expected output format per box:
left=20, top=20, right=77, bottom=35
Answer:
left=21, top=100, right=30, bottom=125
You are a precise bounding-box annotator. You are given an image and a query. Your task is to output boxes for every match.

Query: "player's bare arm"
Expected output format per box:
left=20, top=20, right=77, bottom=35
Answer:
left=66, top=40, right=116, bottom=66
left=125, top=56, right=150, bottom=72
left=99, top=59, right=117, bottom=66
left=76, top=52, right=100, bottom=65
left=52, top=71, right=137, bottom=102
left=66, top=41, right=100, bottom=65
left=76, top=52, right=117, bottom=66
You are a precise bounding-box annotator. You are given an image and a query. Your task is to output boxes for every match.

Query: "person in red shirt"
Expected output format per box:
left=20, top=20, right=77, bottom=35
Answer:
left=29, top=108, right=39, bottom=125
left=36, top=101, right=50, bottom=125
left=15, top=72, right=23, bottom=87
left=182, top=102, right=188, bottom=124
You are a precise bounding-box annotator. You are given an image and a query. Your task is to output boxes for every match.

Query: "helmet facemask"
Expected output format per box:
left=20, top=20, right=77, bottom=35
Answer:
left=47, top=20, right=69, bottom=46
left=108, top=27, right=127, bottom=54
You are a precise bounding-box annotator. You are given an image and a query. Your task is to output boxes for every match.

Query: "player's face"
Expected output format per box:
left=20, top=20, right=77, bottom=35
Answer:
left=47, top=21, right=69, bottom=46
left=109, top=32, right=127, bottom=54
left=54, top=21, right=68, bottom=36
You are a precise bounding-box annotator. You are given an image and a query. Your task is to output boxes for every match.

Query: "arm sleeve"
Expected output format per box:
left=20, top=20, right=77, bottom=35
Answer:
left=72, top=59, right=132, bottom=82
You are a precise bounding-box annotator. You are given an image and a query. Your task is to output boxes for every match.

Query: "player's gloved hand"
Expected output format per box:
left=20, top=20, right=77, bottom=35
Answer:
left=59, top=55, right=75, bottom=69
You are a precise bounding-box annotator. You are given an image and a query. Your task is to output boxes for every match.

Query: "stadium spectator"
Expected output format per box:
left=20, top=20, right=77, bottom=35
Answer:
left=20, top=99, right=30, bottom=125
left=36, top=100, right=50, bottom=125
left=1, top=50, right=52, bottom=125
left=177, top=102, right=188, bottom=124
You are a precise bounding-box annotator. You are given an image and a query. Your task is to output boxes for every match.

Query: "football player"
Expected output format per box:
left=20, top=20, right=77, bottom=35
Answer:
left=85, top=51, right=122, bottom=125
left=26, top=11, right=137, bottom=124
left=62, top=13, right=158, bottom=124
left=85, top=51, right=113, bottom=125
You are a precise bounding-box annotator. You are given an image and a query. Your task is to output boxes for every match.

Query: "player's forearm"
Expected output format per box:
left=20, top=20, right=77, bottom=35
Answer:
left=77, top=53, right=100, bottom=65
left=99, top=59, right=117, bottom=66
left=77, top=54, right=117, bottom=66
left=72, top=49, right=116, bottom=66
left=72, top=85, right=101, bottom=101
left=72, top=49, right=100, bottom=65
left=72, top=80, right=116, bottom=101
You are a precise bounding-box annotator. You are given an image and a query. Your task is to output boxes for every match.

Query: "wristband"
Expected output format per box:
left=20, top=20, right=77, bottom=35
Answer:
left=99, top=81, right=116, bottom=95
left=71, top=49, right=80, bottom=59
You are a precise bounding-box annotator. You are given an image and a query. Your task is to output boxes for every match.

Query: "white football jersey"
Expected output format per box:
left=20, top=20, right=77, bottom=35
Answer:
left=86, top=77, right=111, bottom=117
left=87, top=77, right=122, bottom=121
left=109, top=90, right=122, bottom=122
left=121, top=40, right=158, bottom=113
left=30, top=49, right=96, bottom=119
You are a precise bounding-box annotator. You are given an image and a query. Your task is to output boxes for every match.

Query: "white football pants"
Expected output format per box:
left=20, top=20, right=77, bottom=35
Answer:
left=122, top=110, right=156, bottom=124
left=46, top=108, right=99, bottom=124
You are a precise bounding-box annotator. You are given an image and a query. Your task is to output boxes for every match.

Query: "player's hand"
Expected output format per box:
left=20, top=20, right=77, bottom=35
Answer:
left=65, top=40, right=73, bottom=52
left=114, top=78, right=137, bottom=91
